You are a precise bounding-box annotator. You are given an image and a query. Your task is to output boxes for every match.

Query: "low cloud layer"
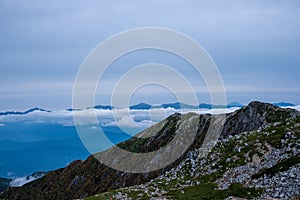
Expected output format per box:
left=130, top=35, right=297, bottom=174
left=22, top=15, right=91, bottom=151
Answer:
left=1, top=105, right=299, bottom=129
left=0, top=107, right=239, bottom=128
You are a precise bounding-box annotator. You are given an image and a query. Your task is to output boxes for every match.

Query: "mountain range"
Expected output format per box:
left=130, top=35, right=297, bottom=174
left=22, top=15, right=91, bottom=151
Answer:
left=130, top=102, right=244, bottom=110
left=0, top=102, right=296, bottom=116
left=1, top=101, right=299, bottom=199
left=0, top=107, right=50, bottom=116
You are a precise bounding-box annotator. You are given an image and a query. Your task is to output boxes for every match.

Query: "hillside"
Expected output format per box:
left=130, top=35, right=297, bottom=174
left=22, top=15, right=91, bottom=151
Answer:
left=94, top=105, right=299, bottom=199
left=1, top=101, right=299, bottom=199
left=0, top=178, right=11, bottom=193
left=0, top=107, right=50, bottom=116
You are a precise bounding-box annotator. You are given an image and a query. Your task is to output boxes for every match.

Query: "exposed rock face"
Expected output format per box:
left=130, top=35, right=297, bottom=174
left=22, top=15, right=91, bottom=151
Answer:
left=221, top=101, right=298, bottom=137
left=1, top=101, right=299, bottom=200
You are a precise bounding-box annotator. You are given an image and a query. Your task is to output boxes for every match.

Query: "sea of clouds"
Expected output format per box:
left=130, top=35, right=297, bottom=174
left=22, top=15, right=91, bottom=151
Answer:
left=0, top=107, right=244, bottom=129
left=1, top=105, right=299, bottom=129
left=1, top=105, right=299, bottom=186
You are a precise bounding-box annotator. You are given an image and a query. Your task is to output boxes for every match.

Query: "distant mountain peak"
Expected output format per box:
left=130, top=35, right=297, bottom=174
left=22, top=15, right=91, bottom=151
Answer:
left=273, top=102, right=295, bottom=107
left=129, top=103, right=152, bottom=110
left=0, top=107, right=50, bottom=116
left=90, top=105, right=114, bottom=110
left=226, top=101, right=244, bottom=108
left=160, top=102, right=198, bottom=109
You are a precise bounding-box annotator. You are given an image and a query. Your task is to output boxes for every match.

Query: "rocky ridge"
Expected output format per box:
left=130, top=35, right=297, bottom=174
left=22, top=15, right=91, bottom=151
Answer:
left=83, top=102, right=300, bottom=199
left=1, top=101, right=299, bottom=200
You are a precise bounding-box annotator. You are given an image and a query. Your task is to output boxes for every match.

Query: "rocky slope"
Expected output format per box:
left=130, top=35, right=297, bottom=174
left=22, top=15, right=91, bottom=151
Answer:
left=0, top=178, right=11, bottom=194
left=1, top=101, right=299, bottom=200
left=83, top=102, right=300, bottom=200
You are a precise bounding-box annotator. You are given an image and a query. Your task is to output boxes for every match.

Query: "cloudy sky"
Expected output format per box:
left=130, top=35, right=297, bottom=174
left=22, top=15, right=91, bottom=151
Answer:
left=1, top=0, right=299, bottom=110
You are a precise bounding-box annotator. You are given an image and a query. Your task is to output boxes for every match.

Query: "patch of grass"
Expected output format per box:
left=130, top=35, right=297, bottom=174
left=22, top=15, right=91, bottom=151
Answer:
left=126, top=190, right=150, bottom=199
left=252, top=153, right=300, bottom=179
left=167, top=183, right=226, bottom=200
left=153, top=178, right=183, bottom=191
left=84, top=192, right=115, bottom=200
left=266, top=109, right=291, bottom=123
left=196, top=171, right=224, bottom=183
left=264, top=127, right=285, bottom=149
left=228, top=182, right=263, bottom=199
left=167, top=182, right=262, bottom=200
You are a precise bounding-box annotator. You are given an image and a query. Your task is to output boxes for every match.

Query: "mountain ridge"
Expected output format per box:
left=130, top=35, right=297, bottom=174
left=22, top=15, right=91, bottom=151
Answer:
left=0, top=107, right=50, bottom=116
left=1, top=101, right=299, bottom=199
left=0, top=101, right=296, bottom=115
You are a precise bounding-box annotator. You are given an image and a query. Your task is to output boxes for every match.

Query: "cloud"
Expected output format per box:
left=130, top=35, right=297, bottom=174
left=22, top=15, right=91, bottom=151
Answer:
left=0, top=1, right=300, bottom=109
left=0, top=107, right=236, bottom=127
left=10, top=177, right=34, bottom=187
left=0, top=104, right=299, bottom=129
left=10, top=173, right=45, bottom=187
left=103, top=115, right=155, bottom=128
left=285, top=105, right=300, bottom=111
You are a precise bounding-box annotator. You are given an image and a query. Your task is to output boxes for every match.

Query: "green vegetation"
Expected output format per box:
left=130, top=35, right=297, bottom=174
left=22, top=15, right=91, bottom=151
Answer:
left=84, top=181, right=263, bottom=200
left=252, top=154, right=300, bottom=179
left=167, top=183, right=226, bottom=200
left=126, top=190, right=150, bottom=199
left=84, top=191, right=116, bottom=200
left=228, top=182, right=263, bottom=198
left=295, top=115, right=300, bottom=138
left=84, top=189, right=150, bottom=200
left=84, top=111, right=299, bottom=200
left=167, top=182, right=263, bottom=200
left=264, top=106, right=292, bottom=123
left=212, top=115, right=299, bottom=174
left=84, top=195, right=109, bottom=200
left=196, top=171, right=224, bottom=183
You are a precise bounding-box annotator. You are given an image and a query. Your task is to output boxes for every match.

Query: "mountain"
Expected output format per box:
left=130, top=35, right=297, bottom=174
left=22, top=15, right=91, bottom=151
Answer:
left=10, top=172, right=47, bottom=187
left=198, top=103, right=214, bottom=109
left=160, top=102, right=198, bottom=109
left=0, top=178, right=11, bottom=193
left=226, top=101, right=244, bottom=108
left=0, top=107, right=50, bottom=116
left=198, top=102, right=244, bottom=109
left=129, top=102, right=199, bottom=110
left=221, top=101, right=299, bottom=137
left=0, top=102, right=295, bottom=116
left=65, top=108, right=82, bottom=111
left=0, top=172, right=46, bottom=194
left=130, top=102, right=243, bottom=110
left=89, top=105, right=114, bottom=110
left=129, top=103, right=152, bottom=110
left=1, top=101, right=299, bottom=199
left=103, top=104, right=300, bottom=199
left=273, top=102, right=295, bottom=107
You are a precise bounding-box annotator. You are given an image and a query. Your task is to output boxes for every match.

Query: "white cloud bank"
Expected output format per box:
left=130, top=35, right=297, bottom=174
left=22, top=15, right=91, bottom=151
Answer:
left=10, top=173, right=45, bottom=187
left=0, top=105, right=299, bottom=129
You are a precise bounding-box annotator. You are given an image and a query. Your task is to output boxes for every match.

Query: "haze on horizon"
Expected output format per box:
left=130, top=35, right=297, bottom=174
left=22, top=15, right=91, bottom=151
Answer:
left=1, top=0, right=300, bottom=110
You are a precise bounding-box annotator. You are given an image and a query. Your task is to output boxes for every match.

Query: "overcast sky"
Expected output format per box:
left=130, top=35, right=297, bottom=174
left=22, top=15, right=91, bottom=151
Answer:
left=0, top=0, right=300, bottom=110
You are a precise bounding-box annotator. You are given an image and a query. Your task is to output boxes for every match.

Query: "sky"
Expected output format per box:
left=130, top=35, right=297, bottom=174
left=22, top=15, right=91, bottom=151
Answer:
left=0, top=0, right=300, bottom=110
